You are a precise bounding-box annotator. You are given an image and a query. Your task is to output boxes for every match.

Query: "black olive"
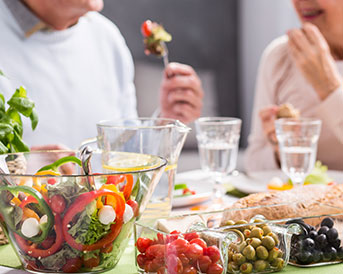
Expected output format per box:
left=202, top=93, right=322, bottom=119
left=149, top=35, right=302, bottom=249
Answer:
left=296, top=251, right=313, bottom=264
left=327, top=228, right=339, bottom=243
left=324, top=246, right=337, bottom=260
left=321, top=217, right=334, bottom=229
left=312, top=250, right=322, bottom=263
left=309, top=230, right=318, bottom=240
left=302, top=238, right=315, bottom=251
left=337, top=247, right=343, bottom=260
left=315, top=234, right=328, bottom=249
left=331, top=238, right=341, bottom=249
left=318, top=226, right=329, bottom=235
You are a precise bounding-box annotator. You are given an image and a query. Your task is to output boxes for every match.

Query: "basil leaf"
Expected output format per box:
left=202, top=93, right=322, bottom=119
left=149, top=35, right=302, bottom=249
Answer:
left=0, top=141, right=8, bottom=154
left=30, top=108, right=38, bottom=130
left=0, top=94, right=5, bottom=112
left=0, top=70, right=5, bottom=77
left=0, top=122, right=14, bottom=139
left=12, top=130, right=29, bottom=152
left=7, top=97, right=34, bottom=117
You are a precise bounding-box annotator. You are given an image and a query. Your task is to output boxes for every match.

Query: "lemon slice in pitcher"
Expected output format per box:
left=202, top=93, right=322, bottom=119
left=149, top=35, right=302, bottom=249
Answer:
left=103, top=152, right=160, bottom=172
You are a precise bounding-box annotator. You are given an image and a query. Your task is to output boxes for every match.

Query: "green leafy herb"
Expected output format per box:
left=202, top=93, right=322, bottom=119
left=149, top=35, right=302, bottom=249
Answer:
left=0, top=72, right=38, bottom=153
left=174, top=183, right=187, bottom=190
left=68, top=201, right=112, bottom=245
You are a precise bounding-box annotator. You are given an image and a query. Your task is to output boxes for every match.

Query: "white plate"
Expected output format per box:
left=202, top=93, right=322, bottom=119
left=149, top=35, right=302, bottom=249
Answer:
left=229, top=170, right=343, bottom=194
left=172, top=170, right=212, bottom=208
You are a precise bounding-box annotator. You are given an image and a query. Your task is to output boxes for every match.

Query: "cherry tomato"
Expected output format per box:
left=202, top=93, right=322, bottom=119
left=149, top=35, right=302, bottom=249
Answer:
left=205, top=246, right=221, bottom=263
left=185, top=243, right=203, bottom=260
left=50, top=195, right=66, bottom=214
left=169, top=238, right=189, bottom=254
left=62, top=258, right=82, bottom=273
left=184, top=232, right=199, bottom=242
left=157, top=266, right=167, bottom=274
left=207, top=263, right=224, bottom=274
left=83, top=255, right=100, bottom=269
left=137, top=254, right=147, bottom=269
left=157, top=233, right=166, bottom=244
left=167, top=255, right=183, bottom=274
left=101, top=244, right=113, bottom=253
left=166, top=234, right=179, bottom=243
left=126, top=200, right=139, bottom=217
left=171, top=230, right=181, bottom=235
left=47, top=178, right=56, bottom=185
left=178, top=253, right=190, bottom=266
left=40, top=236, right=55, bottom=249
left=146, top=244, right=165, bottom=259
left=182, top=266, right=197, bottom=274
left=136, top=237, right=153, bottom=253
left=151, top=257, right=164, bottom=270
left=198, top=255, right=212, bottom=273
left=190, top=238, right=207, bottom=250
left=141, top=20, right=152, bottom=37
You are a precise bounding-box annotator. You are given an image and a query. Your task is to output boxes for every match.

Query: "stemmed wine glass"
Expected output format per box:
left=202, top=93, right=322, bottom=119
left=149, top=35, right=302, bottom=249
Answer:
left=275, top=118, right=322, bottom=186
left=195, top=117, right=242, bottom=204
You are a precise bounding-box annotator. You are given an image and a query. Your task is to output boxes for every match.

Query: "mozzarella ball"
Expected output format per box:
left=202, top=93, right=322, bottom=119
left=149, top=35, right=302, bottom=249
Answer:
left=39, top=215, right=48, bottom=225
left=269, top=176, right=283, bottom=187
left=123, top=204, right=134, bottom=224
left=98, top=205, right=116, bottom=225
left=21, top=218, right=40, bottom=238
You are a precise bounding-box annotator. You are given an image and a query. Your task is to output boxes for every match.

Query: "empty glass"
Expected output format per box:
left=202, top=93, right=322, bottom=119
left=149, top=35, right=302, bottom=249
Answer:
left=275, top=118, right=322, bottom=186
left=195, top=117, right=242, bottom=203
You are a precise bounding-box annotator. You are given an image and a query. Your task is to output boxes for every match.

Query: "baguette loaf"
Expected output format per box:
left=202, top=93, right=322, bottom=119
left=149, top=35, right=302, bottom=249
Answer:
left=221, top=184, right=343, bottom=225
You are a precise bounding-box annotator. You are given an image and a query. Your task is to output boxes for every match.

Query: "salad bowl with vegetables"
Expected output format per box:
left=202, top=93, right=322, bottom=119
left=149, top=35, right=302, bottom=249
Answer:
left=0, top=150, right=166, bottom=273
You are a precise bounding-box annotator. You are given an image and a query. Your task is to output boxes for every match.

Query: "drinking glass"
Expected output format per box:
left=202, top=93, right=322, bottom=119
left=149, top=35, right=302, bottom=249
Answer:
left=195, top=117, right=242, bottom=203
left=275, top=118, right=322, bottom=186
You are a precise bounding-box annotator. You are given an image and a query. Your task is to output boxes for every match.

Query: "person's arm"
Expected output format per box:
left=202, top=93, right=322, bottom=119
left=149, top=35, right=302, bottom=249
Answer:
left=244, top=44, right=281, bottom=172
left=288, top=23, right=343, bottom=143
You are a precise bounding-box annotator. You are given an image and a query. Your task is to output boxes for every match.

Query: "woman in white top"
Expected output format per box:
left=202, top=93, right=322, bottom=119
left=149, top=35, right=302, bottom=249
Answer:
left=245, top=0, right=343, bottom=172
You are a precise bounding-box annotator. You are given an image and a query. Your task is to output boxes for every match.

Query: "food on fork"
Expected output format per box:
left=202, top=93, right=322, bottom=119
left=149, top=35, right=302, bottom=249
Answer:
left=141, top=19, right=172, bottom=57
left=276, top=103, right=300, bottom=119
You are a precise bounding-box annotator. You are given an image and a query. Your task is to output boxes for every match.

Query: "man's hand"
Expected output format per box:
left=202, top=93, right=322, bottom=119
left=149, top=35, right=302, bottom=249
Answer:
left=288, top=23, right=342, bottom=100
left=160, top=62, right=204, bottom=124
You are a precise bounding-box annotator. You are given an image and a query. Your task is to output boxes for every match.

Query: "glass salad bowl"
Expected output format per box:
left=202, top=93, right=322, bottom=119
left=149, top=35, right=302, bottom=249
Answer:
left=0, top=150, right=166, bottom=273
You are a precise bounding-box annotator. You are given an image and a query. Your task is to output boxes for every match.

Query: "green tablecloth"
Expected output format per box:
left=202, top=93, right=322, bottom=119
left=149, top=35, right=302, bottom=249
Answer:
left=1, top=243, right=343, bottom=274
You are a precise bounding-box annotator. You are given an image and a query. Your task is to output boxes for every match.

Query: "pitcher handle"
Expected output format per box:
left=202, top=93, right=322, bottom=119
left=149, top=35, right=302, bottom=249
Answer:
left=78, top=137, right=97, bottom=151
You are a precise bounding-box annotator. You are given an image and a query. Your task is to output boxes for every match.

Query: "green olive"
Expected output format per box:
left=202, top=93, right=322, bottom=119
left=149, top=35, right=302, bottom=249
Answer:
left=262, top=236, right=276, bottom=250
left=232, top=253, right=246, bottom=265
left=256, top=245, right=269, bottom=260
left=268, top=248, right=280, bottom=262
left=253, top=219, right=266, bottom=228
left=243, top=229, right=251, bottom=238
left=235, top=220, right=251, bottom=231
left=227, top=261, right=239, bottom=273
left=250, top=227, right=264, bottom=239
left=242, top=245, right=256, bottom=260
left=225, top=220, right=236, bottom=226
left=267, top=232, right=280, bottom=245
left=228, top=250, right=234, bottom=261
left=254, top=260, right=269, bottom=271
left=230, top=240, right=247, bottom=253
left=271, top=258, right=285, bottom=270
left=247, top=237, right=262, bottom=249
left=262, top=225, right=272, bottom=236
left=240, top=262, right=253, bottom=274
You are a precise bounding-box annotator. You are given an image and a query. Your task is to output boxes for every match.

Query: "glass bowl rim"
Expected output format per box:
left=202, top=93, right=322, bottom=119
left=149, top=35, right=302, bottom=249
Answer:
left=275, top=118, right=322, bottom=127
left=0, top=150, right=167, bottom=177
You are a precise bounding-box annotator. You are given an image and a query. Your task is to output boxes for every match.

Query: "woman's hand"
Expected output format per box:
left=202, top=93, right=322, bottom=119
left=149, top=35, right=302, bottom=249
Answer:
left=160, top=62, right=204, bottom=124
left=287, top=23, right=342, bottom=100
left=259, top=106, right=279, bottom=147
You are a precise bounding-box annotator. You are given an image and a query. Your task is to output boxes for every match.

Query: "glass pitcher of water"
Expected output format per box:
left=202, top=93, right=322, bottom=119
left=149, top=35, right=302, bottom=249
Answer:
left=80, top=118, right=190, bottom=219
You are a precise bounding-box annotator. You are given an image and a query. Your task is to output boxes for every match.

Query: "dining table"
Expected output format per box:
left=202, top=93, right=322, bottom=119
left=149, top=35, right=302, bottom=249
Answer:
left=1, top=169, right=343, bottom=274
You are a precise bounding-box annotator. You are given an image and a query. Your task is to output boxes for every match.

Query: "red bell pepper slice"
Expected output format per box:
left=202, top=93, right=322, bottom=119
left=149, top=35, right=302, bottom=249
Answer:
left=14, top=214, right=63, bottom=258
left=123, top=175, right=133, bottom=201
left=19, top=196, right=38, bottom=209
left=106, top=175, right=125, bottom=185
left=62, top=189, right=125, bottom=251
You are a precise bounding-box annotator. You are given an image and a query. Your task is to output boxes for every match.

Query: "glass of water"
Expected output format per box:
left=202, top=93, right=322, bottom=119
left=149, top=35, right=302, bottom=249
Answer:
left=275, top=118, right=322, bottom=186
left=195, top=117, right=242, bottom=203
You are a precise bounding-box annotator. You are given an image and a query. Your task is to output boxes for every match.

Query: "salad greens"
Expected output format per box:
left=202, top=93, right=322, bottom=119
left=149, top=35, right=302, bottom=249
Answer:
left=68, top=201, right=112, bottom=245
left=0, top=71, right=38, bottom=153
left=304, top=161, right=333, bottom=184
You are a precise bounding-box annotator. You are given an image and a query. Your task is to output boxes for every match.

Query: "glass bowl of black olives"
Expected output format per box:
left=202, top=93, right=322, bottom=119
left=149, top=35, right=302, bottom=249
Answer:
left=287, top=216, right=343, bottom=267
